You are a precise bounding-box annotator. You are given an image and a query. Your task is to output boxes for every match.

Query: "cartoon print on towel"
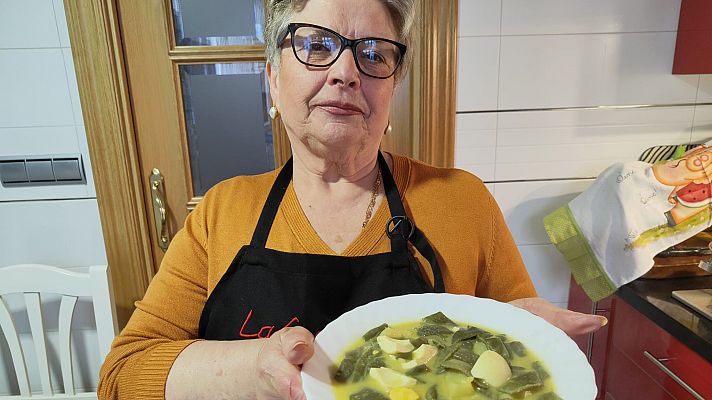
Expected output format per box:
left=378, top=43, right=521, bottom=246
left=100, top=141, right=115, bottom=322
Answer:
left=628, top=145, right=712, bottom=249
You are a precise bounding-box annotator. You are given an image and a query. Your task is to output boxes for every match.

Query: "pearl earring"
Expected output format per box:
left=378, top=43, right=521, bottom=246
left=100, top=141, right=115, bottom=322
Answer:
left=385, top=122, right=392, bottom=135
left=269, top=106, right=278, bottom=120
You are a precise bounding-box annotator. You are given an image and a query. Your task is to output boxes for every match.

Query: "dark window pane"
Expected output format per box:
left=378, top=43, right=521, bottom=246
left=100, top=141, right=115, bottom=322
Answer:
left=180, top=62, right=275, bottom=196
left=172, top=0, right=264, bottom=46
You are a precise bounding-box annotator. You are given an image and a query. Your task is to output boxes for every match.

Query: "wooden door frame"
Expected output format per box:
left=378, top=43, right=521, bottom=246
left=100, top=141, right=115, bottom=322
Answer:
left=64, top=0, right=457, bottom=328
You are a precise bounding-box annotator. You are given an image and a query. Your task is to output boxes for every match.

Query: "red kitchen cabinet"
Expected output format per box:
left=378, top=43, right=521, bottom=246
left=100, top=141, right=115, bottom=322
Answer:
left=568, top=278, right=712, bottom=399
left=607, top=299, right=712, bottom=400
left=673, top=0, right=712, bottom=74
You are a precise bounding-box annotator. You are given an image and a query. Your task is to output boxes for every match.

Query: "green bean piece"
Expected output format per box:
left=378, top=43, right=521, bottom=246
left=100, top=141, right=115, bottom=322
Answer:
left=473, top=340, right=488, bottom=355
left=425, top=385, right=439, bottom=400
left=451, top=345, right=478, bottom=366
left=538, top=392, right=563, bottom=400
left=471, top=377, right=490, bottom=390
left=417, top=324, right=452, bottom=337
left=451, top=326, right=481, bottom=343
left=471, top=378, right=499, bottom=398
left=440, top=359, right=472, bottom=375
left=423, top=311, right=456, bottom=325
left=362, top=323, right=388, bottom=341
left=405, top=364, right=431, bottom=376
left=433, top=343, right=460, bottom=368
left=485, top=336, right=511, bottom=360
left=409, top=336, right=429, bottom=348
left=509, top=365, right=527, bottom=375
left=333, top=356, right=356, bottom=383
left=532, top=361, right=550, bottom=380
left=498, top=370, right=543, bottom=394
left=349, top=388, right=389, bottom=400
left=350, top=341, right=384, bottom=382
left=505, top=341, right=526, bottom=358
left=426, top=335, right=449, bottom=348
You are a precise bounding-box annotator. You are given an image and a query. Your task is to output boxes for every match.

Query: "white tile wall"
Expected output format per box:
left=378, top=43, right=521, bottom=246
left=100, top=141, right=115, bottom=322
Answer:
left=498, top=33, right=698, bottom=110
left=457, top=37, right=500, bottom=112
left=517, top=244, right=572, bottom=304
left=458, top=0, right=501, bottom=37
left=63, top=47, right=84, bottom=124
left=0, top=199, right=107, bottom=267
left=456, top=0, right=708, bottom=306
left=494, top=179, right=594, bottom=246
left=699, top=75, right=712, bottom=103
left=53, top=0, right=71, bottom=48
left=0, top=49, right=75, bottom=127
left=455, top=113, right=497, bottom=181
left=501, top=0, right=681, bottom=35
left=0, top=126, right=80, bottom=155
left=692, top=105, right=712, bottom=143
left=0, top=0, right=60, bottom=48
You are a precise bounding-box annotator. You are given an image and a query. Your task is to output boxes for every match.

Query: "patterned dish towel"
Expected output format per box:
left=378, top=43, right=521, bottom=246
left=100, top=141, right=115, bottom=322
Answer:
left=544, top=142, right=712, bottom=301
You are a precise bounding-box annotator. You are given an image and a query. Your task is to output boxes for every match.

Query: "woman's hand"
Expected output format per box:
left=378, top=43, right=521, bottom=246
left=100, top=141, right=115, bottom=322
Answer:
left=255, top=326, right=315, bottom=400
left=509, top=297, right=607, bottom=337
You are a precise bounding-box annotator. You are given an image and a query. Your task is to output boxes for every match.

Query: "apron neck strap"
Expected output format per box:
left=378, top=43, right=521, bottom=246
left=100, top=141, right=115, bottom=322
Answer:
left=250, top=158, right=293, bottom=247
left=378, top=152, right=445, bottom=292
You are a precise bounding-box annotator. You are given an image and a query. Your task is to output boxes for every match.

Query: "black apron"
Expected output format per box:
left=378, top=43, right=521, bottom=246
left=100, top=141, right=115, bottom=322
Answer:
left=198, top=152, right=445, bottom=340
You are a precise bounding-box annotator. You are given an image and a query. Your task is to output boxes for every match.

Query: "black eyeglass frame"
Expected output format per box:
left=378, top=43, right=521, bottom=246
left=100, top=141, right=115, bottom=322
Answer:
left=276, top=22, right=408, bottom=79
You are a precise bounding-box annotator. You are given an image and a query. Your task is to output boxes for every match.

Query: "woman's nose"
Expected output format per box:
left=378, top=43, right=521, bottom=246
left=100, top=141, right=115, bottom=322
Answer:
left=327, top=50, right=361, bottom=89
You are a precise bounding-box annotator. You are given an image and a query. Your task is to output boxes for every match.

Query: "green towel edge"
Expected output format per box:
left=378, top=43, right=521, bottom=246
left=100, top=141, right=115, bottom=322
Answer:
left=543, top=205, right=617, bottom=302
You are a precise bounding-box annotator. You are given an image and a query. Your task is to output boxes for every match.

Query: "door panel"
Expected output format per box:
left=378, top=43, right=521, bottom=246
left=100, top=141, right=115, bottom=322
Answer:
left=179, top=62, right=274, bottom=196
left=171, top=0, right=265, bottom=46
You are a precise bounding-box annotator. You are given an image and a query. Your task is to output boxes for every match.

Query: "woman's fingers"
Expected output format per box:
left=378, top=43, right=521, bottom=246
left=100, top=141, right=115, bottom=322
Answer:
left=509, top=297, right=608, bottom=337
left=255, top=327, right=314, bottom=400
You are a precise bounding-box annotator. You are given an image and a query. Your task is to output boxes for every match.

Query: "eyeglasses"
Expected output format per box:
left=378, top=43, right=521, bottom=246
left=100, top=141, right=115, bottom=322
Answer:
left=277, top=23, right=407, bottom=79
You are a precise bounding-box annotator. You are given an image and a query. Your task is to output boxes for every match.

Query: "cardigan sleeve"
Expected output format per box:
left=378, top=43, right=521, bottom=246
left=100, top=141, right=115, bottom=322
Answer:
left=98, top=200, right=210, bottom=399
left=475, top=191, right=538, bottom=301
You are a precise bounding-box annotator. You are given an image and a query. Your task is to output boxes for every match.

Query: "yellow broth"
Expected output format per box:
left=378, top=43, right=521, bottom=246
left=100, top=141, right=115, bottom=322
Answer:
left=331, top=317, right=559, bottom=400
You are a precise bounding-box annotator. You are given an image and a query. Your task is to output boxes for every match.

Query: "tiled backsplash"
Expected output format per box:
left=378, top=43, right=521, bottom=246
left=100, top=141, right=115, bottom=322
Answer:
left=456, top=0, right=712, bottom=305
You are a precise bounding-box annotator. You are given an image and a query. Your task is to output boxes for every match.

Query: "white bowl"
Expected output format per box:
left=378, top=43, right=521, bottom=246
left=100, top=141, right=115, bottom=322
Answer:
left=301, top=293, right=596, bottom=399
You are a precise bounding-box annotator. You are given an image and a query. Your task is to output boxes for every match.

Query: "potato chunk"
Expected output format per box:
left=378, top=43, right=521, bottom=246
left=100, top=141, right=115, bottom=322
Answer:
left=377, top=335, right=415, bottom=354
left=401, top=344, right=438, bottom=369
left=369, top=367, right=418, bottom=391
left=469, top=350, right=512, bottom=387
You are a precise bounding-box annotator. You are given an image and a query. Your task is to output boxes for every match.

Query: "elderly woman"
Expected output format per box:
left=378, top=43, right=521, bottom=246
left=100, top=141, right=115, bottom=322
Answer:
left=99, top=0, right=605, bottom=398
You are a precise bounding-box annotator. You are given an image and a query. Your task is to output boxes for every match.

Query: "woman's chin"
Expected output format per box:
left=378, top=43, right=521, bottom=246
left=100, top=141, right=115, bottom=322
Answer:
left=306, top=128, right=367, bottom=150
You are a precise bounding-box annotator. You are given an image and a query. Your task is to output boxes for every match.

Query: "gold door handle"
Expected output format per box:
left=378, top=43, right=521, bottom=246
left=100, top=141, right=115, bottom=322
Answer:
left=150, top=168, right=170, bottom=251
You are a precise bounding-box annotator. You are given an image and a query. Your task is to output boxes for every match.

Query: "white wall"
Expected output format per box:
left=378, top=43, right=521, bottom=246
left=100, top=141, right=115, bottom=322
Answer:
left=0, top=0, right=107, bottom=395
left=456, top=0, right=712, bottom=308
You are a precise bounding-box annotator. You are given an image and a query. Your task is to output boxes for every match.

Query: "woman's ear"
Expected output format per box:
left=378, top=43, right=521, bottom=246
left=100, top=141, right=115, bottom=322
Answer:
left=266, top=62, right=279, bottom=110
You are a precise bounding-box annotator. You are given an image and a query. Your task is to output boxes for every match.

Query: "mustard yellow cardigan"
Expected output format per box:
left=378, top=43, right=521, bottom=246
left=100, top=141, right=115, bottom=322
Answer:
left=98, top=153, right=536, bottom=399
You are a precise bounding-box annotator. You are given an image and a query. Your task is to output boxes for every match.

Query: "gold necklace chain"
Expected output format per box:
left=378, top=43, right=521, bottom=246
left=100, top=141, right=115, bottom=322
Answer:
left=362, top=169, right=382, bottom=229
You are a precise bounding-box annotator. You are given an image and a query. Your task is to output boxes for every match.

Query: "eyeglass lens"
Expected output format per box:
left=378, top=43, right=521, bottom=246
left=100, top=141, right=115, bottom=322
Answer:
left=291, top=26, right=401, bottom=78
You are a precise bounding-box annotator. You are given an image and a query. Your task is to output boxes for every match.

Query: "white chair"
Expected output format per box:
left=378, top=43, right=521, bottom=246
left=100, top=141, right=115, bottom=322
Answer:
left=0, top=265, right=118, bottom=399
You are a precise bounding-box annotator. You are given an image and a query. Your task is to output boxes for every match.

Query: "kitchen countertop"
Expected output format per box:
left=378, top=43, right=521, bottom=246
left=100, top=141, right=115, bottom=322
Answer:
left=617, top=276, right=712, bottom=364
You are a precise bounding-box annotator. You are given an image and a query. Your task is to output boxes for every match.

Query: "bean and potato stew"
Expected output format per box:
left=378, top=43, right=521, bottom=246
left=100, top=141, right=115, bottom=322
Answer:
left=331, top=312, right=560, bottom=400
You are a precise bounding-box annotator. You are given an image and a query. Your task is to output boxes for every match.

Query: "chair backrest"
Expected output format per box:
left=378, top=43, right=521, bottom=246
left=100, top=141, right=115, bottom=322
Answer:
left=0, top=264, right=118, bottom=399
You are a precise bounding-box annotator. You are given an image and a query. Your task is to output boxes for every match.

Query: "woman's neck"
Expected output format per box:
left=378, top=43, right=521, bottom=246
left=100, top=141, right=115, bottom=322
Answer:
left=289, top=147, right=392, bottom=254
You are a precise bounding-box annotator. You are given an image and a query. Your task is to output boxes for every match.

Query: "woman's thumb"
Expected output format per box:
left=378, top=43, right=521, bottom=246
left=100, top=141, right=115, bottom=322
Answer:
left=279, top=326, right=315, bottom=365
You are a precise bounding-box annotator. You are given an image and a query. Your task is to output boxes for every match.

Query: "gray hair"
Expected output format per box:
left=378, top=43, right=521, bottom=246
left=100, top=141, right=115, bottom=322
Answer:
left=264, top=0, right=416, bottom=83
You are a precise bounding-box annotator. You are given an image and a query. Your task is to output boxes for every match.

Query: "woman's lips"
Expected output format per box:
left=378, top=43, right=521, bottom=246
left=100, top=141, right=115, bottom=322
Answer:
left=315, top=103, right=364, bottom=116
